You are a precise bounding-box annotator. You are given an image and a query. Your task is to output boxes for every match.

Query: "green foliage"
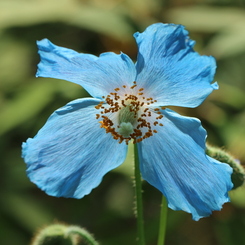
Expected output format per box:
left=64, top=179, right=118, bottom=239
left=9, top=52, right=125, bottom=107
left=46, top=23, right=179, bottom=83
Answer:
left=1, top=0, right=245, bottom=245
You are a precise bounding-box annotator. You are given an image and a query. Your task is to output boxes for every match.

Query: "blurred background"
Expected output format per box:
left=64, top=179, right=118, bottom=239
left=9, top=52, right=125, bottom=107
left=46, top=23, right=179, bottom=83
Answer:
left=1, top=0, right=245, bottom=244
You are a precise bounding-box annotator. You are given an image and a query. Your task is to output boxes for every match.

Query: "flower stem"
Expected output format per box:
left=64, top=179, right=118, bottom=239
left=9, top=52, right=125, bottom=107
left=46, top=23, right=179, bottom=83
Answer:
left=134, top=144, right=145, bottom=245
left=157, top=195, right=168, bottom=245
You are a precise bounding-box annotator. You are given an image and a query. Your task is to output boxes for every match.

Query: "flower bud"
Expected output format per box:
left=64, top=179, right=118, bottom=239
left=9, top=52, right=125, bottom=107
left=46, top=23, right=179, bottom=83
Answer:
left=206, top=144, right=245, bottom=189
left=31, top=223, right=99, bottom=245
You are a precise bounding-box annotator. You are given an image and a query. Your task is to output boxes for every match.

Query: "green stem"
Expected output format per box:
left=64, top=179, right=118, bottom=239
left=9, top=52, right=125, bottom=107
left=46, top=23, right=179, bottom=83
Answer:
left=134, top=144, right=145, bottom=245
left=157, top=196, right=168, bottom=245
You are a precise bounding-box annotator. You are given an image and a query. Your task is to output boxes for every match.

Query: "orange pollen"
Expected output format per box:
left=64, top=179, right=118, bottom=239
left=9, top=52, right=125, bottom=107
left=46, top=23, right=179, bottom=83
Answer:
left=94, top=81, right=164, bottom=144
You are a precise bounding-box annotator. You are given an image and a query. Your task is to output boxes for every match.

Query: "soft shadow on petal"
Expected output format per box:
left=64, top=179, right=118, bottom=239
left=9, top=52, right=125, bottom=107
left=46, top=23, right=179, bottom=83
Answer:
left=22, top=98, right=128, bottom=198
left=36, top=39, right=136, bottom=99
left=134, top=23, right=217, bottom=108
left=137, top=109, right=233, bottom=220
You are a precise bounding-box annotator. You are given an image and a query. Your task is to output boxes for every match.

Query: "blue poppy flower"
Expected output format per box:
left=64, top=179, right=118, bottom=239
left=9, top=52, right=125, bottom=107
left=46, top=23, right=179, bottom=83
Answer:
left=22, top=23, right=233, bottom=221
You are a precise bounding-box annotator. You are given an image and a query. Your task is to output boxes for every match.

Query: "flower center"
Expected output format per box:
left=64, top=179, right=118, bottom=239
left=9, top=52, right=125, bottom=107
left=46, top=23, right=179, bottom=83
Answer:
left=95, top=81, right=164, bottom=144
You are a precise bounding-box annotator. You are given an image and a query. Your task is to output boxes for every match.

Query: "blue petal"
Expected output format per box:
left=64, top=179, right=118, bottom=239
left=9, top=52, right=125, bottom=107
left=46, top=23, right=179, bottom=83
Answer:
left=137, top=109, right=233, bottom=220
left=134, top=23, right=217, bottom=108
left=36, top=39, right=136, bottom=99
left=22, top=98, right=128, bottom=198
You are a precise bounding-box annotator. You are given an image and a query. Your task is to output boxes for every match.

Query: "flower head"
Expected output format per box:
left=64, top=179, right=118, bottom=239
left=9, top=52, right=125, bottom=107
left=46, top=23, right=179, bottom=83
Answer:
left=22, top=23, right=233, bottom=221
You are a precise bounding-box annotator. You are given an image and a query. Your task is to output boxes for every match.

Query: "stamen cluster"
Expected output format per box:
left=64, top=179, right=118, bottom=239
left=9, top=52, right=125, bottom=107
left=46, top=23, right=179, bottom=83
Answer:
left=95, top=82, right=164, bottom=144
